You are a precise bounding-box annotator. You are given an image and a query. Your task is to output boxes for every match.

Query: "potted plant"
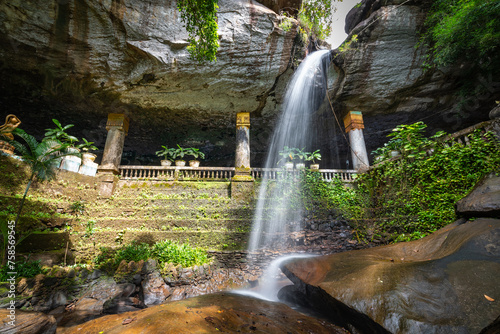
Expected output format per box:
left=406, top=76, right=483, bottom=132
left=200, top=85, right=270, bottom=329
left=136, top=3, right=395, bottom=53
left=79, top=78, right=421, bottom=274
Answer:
left=305, top=149, right=321, bottom=170
left=44, top=119, right=81, bottom=172
left=185, top=147, right=205, bottom=167
left=77, top=138, right=98, bottom=163
left=294, top=148, right=307, bottom=169
left=278, top=146, right=296, bottom=170
left=155, top=145, right=176, bottom=166
left=173, top=145, right=187, bottom=166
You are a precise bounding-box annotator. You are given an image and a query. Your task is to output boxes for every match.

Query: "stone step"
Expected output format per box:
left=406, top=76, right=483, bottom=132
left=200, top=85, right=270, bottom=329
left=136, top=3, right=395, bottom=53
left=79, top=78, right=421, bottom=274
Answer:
left=115, top=181, right=231, bottom=198
left=18, top=230, right=249, bottom=253
left=86, top=218, right=252, bottom=232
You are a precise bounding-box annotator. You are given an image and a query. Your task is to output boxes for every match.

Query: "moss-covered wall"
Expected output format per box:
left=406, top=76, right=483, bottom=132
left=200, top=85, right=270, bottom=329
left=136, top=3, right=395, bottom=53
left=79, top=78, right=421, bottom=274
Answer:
left=0, top=155, right=255, bottom=265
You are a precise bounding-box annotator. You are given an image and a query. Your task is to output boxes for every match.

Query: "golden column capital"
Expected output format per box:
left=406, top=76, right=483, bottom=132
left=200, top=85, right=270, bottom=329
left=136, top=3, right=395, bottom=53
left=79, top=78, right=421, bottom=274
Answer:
left=236, top=112, right=250, bottom=129
left=343, top=111, right=364, bottom=133
left=106, top=113, right=130, bottom=135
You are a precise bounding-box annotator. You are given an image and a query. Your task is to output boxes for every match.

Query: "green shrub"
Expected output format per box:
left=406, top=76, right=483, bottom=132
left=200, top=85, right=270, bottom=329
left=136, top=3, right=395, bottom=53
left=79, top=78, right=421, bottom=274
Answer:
left=113, top=242, right=151, bottom=265
left=353, top=123, right=500, bottom=242
left=151, top=240, right=209, bottom=268
left=0, top=259, right=44, bottom=281
left=93, top=240, right=210, bottom=270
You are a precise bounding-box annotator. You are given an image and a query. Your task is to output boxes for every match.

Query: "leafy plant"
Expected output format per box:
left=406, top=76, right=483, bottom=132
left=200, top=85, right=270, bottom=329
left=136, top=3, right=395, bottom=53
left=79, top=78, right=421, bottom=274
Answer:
left=155, top=145, right=177, bottom=161
left=420, top=0, right=500, bottom=71
left=299, top=0, right=334, bottom=40
left=279, top=12, right=294, bottom=32
left=305, top=149, right=321, bottom=164
left=113, top=241, right=151, bottom=265
left=151, top=239, right=209, bottom=268
left=185, top=147, right=206, bottom=160
left=3, top=128, right=79, bottom=264
left=353, top=123, right=500, bottom=242
left=177, top=0, right=219, bottom=62
left=0, top=258, right=44, bottom=281
left=69, top=200, right=86, bottom=215
left=173, top=145, right=187, bottom=161
left=77, top=138, right=97, bottom=152
left=278, top=146, right=297, bottom=165
left=44, top=119, right=78, bottom=146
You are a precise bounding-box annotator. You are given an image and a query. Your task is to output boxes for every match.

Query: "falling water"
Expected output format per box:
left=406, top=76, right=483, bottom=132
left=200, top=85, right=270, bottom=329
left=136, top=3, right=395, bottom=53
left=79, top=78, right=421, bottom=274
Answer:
left=248, top=50, right=332, bottom=252
left=233, top=254, right=314, bottom=301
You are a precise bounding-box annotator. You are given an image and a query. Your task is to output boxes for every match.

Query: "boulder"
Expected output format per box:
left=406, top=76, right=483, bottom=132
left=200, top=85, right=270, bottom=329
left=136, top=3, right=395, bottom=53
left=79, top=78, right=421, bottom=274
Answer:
left=456, top=173, right=500, bottom=217
left=61, top=292, right=348, bottom=334
left=281, top=218, right=500, bottom=334
left=141, top=272, right=171, bottom=306
left=0, top=309, right=56, bottom=334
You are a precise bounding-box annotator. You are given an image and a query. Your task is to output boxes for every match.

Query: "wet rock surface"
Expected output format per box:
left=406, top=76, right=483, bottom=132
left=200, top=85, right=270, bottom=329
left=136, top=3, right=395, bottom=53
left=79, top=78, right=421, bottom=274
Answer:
left=60, top=292, right=349, bottom=334
left=282, top=218, right=500, bottom=334
left=456, top=172, right=500, bottom=218
left=0, top=309, right=56, bottom=334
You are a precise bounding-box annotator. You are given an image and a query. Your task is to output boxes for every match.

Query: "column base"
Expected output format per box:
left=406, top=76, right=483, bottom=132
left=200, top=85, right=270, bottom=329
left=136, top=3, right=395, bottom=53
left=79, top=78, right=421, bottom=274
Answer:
left=97, top=172, right=118, bottom=198
left=231, top=176, right=254, bottom=202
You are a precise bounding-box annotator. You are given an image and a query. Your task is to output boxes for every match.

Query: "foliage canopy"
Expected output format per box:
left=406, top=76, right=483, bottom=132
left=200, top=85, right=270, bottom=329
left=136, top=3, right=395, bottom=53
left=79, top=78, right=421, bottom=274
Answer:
left=421, top=0, right=500, bottom=71
left=177, top=0, right=219, bottom=62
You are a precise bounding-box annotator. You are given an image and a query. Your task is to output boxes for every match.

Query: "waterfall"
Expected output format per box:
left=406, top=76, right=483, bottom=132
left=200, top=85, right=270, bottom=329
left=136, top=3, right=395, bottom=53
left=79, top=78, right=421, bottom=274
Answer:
left=248, top=50, right=332, bottom=252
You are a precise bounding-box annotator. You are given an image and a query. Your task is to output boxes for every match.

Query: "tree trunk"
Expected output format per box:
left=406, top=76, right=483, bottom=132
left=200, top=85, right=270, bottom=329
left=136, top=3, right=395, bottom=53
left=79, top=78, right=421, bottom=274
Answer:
left=2, top=173, right=35, bottom=266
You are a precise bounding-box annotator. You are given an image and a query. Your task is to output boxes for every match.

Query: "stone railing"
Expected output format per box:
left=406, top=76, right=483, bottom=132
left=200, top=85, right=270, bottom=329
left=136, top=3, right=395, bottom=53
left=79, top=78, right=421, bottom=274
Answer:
left=119, top=166, right=235, bottom=181
left=119, top=165, right=357, bottom=182
left=250, top=168, right=357, bottom=182
left=371, top=118, right=500, bottom=170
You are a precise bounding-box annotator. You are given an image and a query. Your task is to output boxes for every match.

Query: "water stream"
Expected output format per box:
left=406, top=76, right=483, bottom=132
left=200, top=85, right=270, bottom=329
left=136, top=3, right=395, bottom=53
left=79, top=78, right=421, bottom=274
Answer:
left=248, top=50, right=333, bottom=252
left=240, top=50, right=333, bottom=300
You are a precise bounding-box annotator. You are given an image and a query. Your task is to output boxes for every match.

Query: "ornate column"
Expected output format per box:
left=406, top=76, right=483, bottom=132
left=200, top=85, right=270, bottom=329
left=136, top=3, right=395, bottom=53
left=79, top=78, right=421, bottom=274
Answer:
left=97, top=113, right=129, bottom=197
left=235, top=112, right=251, bottom=176
left=343, top=111, right=369, bottom=171
left=232, top=112, right=254, bottom=201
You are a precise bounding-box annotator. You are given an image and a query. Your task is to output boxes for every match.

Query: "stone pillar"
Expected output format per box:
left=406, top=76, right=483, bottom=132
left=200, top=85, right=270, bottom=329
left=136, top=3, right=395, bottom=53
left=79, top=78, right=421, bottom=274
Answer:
left=232, top=112, right=254, bottom=201
left=97, top=113, right=129, bottom=197
left=343, top=111, right=369, bottom=171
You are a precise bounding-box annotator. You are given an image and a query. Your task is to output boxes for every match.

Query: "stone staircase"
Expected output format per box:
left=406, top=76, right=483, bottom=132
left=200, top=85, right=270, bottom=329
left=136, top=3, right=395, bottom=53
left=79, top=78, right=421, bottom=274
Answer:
left=17, top=178, right=256, bottom=263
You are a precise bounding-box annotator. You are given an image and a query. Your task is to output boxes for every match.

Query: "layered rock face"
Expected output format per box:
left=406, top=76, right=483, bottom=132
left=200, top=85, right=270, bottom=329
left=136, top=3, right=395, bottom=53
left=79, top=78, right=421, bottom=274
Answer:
left=0, top=0, right=299, bottom=165
left=1, top=0, right=295, bottom=115
left=329, top=0, right=499, bottom=159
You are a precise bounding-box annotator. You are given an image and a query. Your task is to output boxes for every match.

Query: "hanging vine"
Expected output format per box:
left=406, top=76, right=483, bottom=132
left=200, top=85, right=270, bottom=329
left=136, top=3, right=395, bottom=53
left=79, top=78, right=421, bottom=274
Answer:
left=177, top=0, right=219, bottom=63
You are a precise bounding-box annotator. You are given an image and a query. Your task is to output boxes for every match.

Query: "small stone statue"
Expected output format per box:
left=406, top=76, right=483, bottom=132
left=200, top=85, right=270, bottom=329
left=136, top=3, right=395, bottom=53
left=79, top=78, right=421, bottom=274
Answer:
left=0, top=114, right=21, bottom=140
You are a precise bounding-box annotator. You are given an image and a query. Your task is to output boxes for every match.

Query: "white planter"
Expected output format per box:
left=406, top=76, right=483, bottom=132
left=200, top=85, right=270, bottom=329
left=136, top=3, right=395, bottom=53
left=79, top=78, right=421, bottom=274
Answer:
left=284, top=162, right=294, bottom=170
left=60, top=155, right=81, bottom=173
left=175, top=160, right=186, bottom=167
left=79, top=161, right=98, bottom=176
left=161, top=160, right=172, bottom=166
left=82, top=152, right=97, bottom=164
left=189, top=160, right=200, bottom=167
left=296, top=162, right=306, bottom=169
left=309, top=164, right=320, bottom=170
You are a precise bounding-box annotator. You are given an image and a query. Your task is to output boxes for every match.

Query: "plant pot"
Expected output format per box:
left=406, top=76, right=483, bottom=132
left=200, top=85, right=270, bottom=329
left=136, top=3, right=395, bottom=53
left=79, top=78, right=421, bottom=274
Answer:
left=189, top=160, right=200, bottom=167
left=0, top=141, right=15, bottom=155
left=60, top=155, right=82, bottom=173
left=82, top=152, right=97, bottom=164
left=296, top=162, right=306, bottom=169
left=161, top=160, right=172, bottom=166
left=309, top=164, right=319, bottom=170
left=175, top=160, right=186, bottom=167
left=78, top=161, right=98, bottom=177
left=67, top=147, right=81, bottom=154
left=284, top=162, right=294, bottom=170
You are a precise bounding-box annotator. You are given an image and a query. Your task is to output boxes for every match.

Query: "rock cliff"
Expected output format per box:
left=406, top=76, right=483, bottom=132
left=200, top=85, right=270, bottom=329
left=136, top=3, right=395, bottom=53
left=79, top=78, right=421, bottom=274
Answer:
left=1, top=0, right=498, bottom=166
left=329, top=0, right=500, bottom=159
left=0, top=0, right=299, bottom=165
